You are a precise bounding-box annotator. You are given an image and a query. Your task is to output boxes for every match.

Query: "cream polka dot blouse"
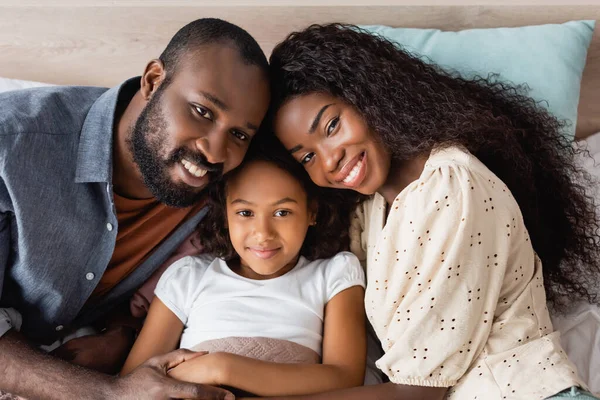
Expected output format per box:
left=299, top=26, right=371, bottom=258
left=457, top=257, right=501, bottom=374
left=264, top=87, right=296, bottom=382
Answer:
left=350, top=146, right=587, bottom=399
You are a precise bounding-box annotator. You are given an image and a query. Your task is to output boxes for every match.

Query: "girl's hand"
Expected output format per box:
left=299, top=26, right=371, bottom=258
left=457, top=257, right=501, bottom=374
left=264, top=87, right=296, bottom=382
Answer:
left=167, top=352, right=229, bottom=386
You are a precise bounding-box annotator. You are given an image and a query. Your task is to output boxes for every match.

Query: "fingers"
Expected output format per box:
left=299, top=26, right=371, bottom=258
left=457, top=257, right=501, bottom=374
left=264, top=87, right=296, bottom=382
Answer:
left=149, top=348, right=209, bottom=371
left=167, top=382, right=234, bottom=400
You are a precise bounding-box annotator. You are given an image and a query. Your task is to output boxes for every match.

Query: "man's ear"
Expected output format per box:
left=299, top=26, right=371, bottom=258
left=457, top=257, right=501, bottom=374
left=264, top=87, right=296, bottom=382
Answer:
left=140, top=59, right=167, bottom=101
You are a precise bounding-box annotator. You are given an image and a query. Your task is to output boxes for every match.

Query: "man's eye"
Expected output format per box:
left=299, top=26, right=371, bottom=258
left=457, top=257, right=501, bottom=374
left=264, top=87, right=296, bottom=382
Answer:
left=274, top=210, right=291, bottom=217
left=236, top=210, right=253, bottom=217
left=301, top=152, right=315, bottom=165
left=195, top=106, right=213, bottom=120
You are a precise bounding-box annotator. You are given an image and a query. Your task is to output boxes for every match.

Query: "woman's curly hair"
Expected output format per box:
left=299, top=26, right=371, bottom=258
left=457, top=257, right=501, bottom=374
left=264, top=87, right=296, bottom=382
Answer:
left=197, top=136, right=362, bottom=262
left=268, top=23, right=600, bottom=310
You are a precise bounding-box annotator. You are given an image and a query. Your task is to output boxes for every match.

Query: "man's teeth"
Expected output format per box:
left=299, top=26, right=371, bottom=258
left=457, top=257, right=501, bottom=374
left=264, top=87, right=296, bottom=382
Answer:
left=181, top=159, right=208, bottom=178
left=343, top=159, right=363, bottom=183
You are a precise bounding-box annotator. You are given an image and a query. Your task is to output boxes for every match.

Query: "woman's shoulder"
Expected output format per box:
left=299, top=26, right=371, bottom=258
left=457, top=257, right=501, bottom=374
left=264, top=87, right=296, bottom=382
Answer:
left=424, top=145, right=510, bottom=187
left=425, top=145, right=488, bottom=175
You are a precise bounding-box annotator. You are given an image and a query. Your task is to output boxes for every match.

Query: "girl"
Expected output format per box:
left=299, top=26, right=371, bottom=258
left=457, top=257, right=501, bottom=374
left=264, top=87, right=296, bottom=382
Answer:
left=121, top=140, right=367, bottom=397
left=268, top=24, right=600, bottom=400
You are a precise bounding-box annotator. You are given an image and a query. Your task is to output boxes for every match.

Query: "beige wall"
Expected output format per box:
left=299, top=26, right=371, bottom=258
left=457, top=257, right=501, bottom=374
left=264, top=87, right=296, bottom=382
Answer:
left=0, top=2, right=598, bottom=137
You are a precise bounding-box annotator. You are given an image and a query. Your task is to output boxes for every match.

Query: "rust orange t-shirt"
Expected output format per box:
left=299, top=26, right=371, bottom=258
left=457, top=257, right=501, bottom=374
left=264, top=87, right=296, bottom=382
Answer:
left=91, top=192, right=205, bottom=298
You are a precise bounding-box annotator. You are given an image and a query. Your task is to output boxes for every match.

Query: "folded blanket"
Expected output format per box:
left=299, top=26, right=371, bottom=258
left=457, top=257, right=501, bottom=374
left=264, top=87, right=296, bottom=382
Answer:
left=191, top=336, right=320, bottom=364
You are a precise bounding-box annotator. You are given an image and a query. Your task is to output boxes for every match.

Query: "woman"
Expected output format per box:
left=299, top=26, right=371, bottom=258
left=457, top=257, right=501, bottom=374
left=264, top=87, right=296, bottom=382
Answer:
left=266, top=23, right=600, bottom=400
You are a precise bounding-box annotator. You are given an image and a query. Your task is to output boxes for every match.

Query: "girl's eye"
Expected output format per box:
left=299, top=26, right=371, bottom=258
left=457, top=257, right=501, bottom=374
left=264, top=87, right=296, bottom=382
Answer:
left=274, top=210, right=291, bottom=217
left=195, top=105, right=213, bottom=120
left=231, top=130, right=249, bottom=141
left=236, top=210, right=253, bottom=217
left=326, top=116, right=339, bottom=136
left=300, top=152, right=315, bottom=165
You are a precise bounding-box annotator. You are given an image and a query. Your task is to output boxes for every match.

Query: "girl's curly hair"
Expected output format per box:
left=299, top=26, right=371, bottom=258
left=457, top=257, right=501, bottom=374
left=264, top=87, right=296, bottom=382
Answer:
left=197, top=136, right=363, bottom=262
left=268, top=23, right=600, bottom=310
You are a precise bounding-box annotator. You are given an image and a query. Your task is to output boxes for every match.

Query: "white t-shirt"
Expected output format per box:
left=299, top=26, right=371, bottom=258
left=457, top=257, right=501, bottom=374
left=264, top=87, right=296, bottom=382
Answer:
left=155, top=251, right=365, bottom=355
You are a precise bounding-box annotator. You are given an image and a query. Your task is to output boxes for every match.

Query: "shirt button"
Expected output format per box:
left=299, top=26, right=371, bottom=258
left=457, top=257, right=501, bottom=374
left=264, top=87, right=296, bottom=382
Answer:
left=106, top=223, right=113, bottom=231
left=85, top=272, right=95, bottom=281
left=55, top=325, right=64, bottom=332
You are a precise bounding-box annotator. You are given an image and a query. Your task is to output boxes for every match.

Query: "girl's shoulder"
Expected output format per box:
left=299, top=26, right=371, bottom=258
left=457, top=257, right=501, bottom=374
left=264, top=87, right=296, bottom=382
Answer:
left=300, top=251, right=361, bottom=270
left=298, top=252, right=365, bottom=285
left=159, top=254, right=220, bottom=284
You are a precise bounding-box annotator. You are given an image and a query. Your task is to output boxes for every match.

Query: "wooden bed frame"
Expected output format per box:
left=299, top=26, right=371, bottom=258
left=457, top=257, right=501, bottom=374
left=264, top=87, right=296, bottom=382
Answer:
left=0, top=2, right=598, bottom=138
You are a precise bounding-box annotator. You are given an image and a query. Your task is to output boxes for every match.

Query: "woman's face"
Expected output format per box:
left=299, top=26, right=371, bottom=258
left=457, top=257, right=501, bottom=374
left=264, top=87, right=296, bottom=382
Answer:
left=274, top=93, right=391, bottom=195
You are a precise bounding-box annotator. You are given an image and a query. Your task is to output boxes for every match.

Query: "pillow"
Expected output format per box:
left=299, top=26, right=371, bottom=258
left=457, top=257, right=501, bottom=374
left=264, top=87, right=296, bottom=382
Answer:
left=360, top=21, right=595, bottom=141
left=0, top=76, right=54, bottom=93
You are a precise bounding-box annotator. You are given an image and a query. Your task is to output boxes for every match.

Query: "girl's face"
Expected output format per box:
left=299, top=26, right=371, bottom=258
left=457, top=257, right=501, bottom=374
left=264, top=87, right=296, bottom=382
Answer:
left=274, top=92, right=391, bottom=195
left=226, top=160, right=315, bottom=279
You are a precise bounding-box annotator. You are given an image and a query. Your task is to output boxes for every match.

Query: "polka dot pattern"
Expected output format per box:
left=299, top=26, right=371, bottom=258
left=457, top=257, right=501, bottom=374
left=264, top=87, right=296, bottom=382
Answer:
left=350, top=146, right=586, bottom=399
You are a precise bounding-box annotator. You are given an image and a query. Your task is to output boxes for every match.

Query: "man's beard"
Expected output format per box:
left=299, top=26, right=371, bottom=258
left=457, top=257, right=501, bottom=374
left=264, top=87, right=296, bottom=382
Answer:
left=127, top=85, right=219, bottom=208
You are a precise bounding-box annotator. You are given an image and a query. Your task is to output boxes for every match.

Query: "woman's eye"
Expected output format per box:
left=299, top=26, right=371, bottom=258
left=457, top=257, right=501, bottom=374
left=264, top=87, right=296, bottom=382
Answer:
left=301, top=152, right=315, bottom=165
left=274, top=210, right=291, bottom=217
left=195, top=105, right=213, bottom=120
left=236, top=210, right=253, bottom=217
left=231, top=130, right=249, bottom=141
left=326, top=117, right=339, bottom=136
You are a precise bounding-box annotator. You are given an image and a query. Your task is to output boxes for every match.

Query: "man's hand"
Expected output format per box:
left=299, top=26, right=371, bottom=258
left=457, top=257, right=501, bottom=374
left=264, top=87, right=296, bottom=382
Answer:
left=50, top=326, right=135, bottom=374
left=115, top=349, right=234, bottom=400
left=168, top=352, right=228, bottom=386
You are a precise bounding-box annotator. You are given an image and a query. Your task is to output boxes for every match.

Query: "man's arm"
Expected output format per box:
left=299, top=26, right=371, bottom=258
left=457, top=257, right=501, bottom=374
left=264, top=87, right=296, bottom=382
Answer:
left=0, top=330, right=233, bottom=400
left=0, top=213, right=230, bottom=400
left=50, top=302, right=143, bottom=374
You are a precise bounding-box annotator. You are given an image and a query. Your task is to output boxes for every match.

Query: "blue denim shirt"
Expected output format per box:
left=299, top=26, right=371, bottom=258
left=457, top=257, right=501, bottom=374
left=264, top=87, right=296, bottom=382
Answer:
left=0, top=78, right=207, bottom=344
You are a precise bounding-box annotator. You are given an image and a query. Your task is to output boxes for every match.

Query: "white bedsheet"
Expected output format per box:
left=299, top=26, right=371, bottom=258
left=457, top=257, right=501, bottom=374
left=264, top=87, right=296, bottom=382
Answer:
left=550, top=132, right=600, bottom=396
left=552, top=301, right=600, bottom=395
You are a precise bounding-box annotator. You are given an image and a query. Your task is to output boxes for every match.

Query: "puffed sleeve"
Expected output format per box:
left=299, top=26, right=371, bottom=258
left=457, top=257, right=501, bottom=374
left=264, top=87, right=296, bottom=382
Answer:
left=325, top=251, right=366, bottom=302
left=370, top=161, right=514, bottom=387
left=154, top=256, right=210, bottom=324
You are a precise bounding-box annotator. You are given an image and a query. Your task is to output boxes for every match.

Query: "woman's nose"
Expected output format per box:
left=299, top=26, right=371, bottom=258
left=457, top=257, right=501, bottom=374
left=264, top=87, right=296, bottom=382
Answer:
left=321, top=144, right=345, bottom=174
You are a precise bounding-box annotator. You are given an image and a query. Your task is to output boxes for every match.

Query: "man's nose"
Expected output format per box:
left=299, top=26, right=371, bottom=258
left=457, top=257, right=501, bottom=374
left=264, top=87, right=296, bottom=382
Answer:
left=196, top=129, right=228, bottom=165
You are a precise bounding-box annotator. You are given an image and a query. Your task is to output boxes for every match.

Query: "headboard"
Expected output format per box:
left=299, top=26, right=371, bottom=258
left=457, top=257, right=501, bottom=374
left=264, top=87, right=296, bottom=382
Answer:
left=0, top=3, right=598, bottom=139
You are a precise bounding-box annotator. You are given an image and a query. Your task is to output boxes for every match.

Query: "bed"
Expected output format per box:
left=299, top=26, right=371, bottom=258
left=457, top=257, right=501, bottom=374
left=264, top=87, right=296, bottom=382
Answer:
left=0, top=1, right=598, bottom=395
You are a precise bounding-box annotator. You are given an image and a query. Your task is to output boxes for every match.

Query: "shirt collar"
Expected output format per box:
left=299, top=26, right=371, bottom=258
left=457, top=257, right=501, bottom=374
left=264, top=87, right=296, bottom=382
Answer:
left=75, top=77, right=141, bottom=183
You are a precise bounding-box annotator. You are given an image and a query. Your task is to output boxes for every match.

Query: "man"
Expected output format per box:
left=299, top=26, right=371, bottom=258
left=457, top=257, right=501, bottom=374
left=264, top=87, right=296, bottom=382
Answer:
left=0, top=18, right=270, bottom=399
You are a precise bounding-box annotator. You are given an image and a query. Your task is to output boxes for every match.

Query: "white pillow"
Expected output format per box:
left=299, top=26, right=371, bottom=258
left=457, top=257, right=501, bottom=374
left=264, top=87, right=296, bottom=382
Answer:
left=0, top=77, right=54, bottom=93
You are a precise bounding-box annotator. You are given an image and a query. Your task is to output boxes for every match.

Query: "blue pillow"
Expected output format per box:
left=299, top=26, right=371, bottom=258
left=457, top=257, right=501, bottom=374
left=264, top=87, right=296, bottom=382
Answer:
left=360, top=21, right=595, bottom=141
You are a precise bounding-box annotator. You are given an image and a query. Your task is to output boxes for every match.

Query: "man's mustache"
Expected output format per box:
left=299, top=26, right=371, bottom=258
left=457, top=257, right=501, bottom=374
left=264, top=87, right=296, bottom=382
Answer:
left=172, top=148, right=224, bottom=176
